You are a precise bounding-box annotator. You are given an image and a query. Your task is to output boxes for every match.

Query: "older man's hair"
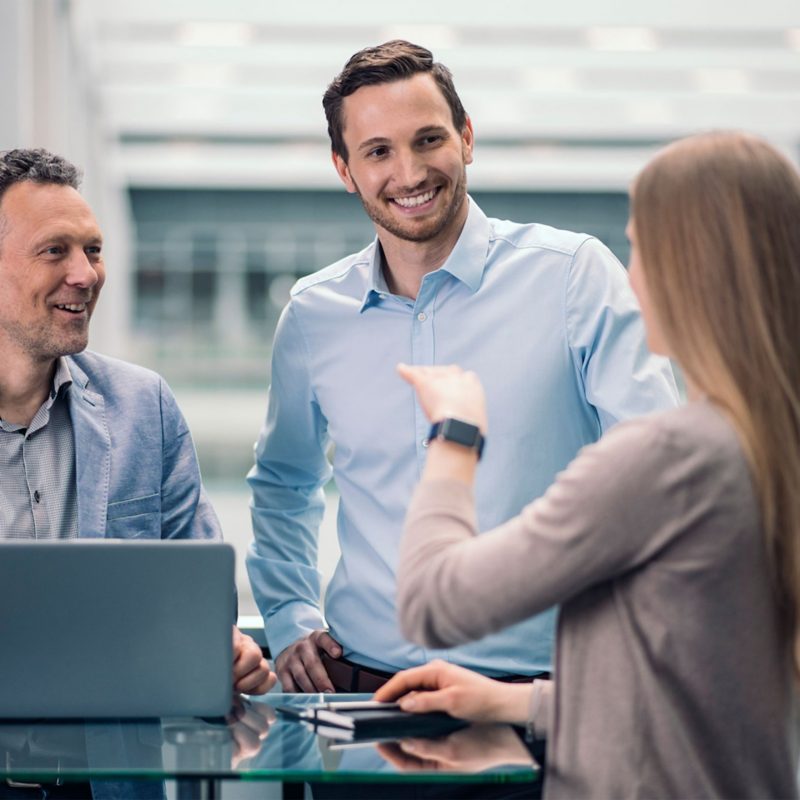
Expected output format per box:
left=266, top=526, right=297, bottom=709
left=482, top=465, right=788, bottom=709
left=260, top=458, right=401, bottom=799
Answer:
left=0, top=148, right=82, bottom=199
left=323, top=40, right=467, bottom=163
left=0, top=149, right=83, bottom=251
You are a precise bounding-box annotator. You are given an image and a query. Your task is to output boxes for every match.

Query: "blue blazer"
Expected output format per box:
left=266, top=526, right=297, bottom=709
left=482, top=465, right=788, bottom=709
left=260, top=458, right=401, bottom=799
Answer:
left=65, top=351, right=222, bottom=800
left=66, top=351, right=221, bottom=543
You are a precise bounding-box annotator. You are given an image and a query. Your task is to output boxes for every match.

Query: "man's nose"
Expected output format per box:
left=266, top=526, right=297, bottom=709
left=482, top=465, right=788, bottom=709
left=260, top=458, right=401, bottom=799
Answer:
left=395, top=148, right=427, bottom=190
left=65, top=250, right=99, bottom=288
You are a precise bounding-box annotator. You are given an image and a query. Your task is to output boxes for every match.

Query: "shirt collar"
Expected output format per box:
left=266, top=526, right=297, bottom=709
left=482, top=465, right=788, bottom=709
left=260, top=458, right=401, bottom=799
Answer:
left=49, top=356, right=74, bottom=402
left=0, top=357, right=73, bottom=432
left=359, top=196, right=491, bottom=312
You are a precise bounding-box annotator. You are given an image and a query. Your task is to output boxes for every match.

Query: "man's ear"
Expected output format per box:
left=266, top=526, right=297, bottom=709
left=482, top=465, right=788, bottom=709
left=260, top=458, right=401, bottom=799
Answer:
left=332, top=152, right=357, bottom=194
left=462, top=116, right=474, bottom=167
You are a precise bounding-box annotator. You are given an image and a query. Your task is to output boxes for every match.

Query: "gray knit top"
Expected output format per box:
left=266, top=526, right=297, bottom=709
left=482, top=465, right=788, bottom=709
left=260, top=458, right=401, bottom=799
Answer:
left=398, top=400, right=798, bottom=799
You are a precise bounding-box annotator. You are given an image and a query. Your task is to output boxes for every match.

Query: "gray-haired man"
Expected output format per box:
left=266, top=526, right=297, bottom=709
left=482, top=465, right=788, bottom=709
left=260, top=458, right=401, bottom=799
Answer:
left=0, top=148, right=275, bottom=800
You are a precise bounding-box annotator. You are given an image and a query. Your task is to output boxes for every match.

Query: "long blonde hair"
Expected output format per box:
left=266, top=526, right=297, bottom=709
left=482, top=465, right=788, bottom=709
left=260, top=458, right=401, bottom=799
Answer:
left=632, top=131, right=800, bottom=675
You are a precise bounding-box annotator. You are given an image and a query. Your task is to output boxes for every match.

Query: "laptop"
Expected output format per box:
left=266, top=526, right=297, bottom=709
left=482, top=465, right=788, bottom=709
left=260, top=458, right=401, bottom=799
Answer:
left=0, top=540, right=235, bottom=718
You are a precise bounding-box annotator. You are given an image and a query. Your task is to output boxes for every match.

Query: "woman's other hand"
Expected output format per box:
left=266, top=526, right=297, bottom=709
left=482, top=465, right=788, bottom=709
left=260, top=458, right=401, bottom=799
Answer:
left=397, top=364, right=487, bottom=433
left=374, top=659, right=530, bottom=725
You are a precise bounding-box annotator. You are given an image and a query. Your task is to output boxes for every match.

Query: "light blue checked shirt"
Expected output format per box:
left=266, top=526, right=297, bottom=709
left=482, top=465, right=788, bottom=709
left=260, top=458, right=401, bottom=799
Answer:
left=247, top=198, right=679, bottom=675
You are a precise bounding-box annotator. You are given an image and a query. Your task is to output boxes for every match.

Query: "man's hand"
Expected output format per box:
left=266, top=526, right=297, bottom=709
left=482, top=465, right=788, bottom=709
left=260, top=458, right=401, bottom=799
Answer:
left=233, top=626, right=276, bottom=695
left=275, top=629, right=342, bottom=693
left=374, top=659, right=530, bottom=724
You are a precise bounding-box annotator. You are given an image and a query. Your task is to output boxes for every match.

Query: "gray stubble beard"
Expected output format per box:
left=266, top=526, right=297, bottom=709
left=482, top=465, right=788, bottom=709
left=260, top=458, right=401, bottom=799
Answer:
left=0, top=311, right=92, bottom=363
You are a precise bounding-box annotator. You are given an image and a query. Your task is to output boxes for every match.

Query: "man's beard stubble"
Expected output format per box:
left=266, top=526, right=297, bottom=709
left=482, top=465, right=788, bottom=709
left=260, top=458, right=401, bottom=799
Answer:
left=352, top=165, right=468, bottom=244
left=0, top=306, right=94, bottom=363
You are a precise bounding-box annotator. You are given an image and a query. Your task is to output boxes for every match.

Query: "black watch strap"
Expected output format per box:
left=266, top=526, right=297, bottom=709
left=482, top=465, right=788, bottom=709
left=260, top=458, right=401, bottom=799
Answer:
left=428, top=418, right=485, bottom=460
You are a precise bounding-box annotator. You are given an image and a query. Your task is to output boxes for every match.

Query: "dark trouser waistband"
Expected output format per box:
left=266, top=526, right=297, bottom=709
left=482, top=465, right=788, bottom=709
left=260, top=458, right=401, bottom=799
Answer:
left=321, top=651, right=395, bottom=693
left=320, top=651, right=550, bottom=693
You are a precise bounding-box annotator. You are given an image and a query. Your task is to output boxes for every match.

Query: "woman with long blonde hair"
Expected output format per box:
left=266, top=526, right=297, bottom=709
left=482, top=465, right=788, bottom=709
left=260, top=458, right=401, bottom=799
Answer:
left=375, top=132, right=800, bottom=798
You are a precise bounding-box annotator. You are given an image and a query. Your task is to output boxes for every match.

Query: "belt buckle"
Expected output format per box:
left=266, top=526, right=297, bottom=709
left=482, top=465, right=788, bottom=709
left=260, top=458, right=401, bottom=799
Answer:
left=6, top=751, right=62, bottom=789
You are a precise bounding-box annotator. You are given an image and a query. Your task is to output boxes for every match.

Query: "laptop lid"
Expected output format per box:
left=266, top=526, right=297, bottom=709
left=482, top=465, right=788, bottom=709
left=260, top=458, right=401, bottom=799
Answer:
left=0, top=540, right=235, bottom=718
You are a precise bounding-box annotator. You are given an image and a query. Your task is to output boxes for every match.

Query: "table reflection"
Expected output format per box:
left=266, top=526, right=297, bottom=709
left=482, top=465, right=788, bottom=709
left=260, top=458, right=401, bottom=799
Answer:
left=374, top=724, right=537, bottom=774
left=0, top=694, right=539, bottom=785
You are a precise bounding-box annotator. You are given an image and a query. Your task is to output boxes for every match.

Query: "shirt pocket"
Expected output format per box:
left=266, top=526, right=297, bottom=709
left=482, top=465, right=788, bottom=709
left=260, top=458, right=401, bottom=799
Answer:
left=106, top=493, right=160, bottom=539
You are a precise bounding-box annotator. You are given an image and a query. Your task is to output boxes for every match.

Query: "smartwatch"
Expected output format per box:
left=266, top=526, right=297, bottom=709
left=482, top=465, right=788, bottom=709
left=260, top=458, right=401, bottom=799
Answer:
left=428, top=418, right=485, bottom=460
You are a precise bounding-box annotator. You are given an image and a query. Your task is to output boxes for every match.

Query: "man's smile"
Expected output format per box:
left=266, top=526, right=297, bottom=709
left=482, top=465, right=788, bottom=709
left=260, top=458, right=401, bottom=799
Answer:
left=389, top=186, right=441, bottom=211
left=54, top=302, right=87, bottom=314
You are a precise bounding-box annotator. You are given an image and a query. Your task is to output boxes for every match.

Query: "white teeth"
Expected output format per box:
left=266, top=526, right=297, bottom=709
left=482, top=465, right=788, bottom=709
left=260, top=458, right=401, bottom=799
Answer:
left=56, top=304, right=86, bottom=312
left=393, top=188, right=437, bottom=208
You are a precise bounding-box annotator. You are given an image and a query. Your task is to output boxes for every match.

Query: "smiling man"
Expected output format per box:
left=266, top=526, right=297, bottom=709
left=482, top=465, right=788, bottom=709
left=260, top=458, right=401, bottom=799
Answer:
left=246, top=41, right=679, bottom=695
left=0, top=151, right=275, bottom=797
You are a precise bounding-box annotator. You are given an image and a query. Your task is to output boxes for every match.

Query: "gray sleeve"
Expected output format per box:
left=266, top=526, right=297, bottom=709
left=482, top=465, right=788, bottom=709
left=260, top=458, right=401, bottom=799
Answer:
left=397, top=416, right=694, bottom=648
left=528, top=679, right=554, bottom=740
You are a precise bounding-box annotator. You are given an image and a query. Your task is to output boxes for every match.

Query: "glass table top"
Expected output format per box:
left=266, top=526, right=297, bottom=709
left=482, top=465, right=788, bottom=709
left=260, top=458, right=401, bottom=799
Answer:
left=0, top=694, right=539, bottom=785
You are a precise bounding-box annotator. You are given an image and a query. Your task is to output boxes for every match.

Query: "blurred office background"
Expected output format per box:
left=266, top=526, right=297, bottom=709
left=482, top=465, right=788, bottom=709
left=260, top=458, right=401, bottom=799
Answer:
left=2, top=0, right=800, bottom=617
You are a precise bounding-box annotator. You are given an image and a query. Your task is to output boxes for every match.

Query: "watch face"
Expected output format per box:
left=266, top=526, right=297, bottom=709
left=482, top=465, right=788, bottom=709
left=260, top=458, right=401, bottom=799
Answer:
left=442, top=418, right=479, bottom=447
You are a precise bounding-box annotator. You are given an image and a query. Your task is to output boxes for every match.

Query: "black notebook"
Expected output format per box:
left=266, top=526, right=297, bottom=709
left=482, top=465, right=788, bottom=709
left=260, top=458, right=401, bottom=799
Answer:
left=276, top=702, right=469, bottom=742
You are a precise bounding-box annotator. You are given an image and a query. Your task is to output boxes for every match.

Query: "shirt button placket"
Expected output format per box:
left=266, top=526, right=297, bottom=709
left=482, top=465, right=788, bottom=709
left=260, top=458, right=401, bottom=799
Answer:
left=23, top=437, right=47, bottom=539
left=412, top=275, right=439, bottom=469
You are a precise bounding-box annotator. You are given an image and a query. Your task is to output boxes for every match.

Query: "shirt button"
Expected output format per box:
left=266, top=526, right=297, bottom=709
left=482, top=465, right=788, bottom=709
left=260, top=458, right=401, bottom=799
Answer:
left=417, top=312, right=427, bottom=322
left=379, top=294, right=387, bottom=300
left=422, top=438, right=430, bottom=448
left=33, top=490, right=41, bottom=503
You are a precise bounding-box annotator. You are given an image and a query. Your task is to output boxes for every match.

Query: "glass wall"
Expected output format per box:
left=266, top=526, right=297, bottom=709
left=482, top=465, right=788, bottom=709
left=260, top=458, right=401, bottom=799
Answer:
left=130, top=188, right=629, bottom=386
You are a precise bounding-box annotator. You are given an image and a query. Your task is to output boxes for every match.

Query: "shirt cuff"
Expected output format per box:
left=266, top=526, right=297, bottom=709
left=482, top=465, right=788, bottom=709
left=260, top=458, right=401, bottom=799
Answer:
left=526, top=679, right=554, bottom=740
left=263, top=601, right=327, bottom=659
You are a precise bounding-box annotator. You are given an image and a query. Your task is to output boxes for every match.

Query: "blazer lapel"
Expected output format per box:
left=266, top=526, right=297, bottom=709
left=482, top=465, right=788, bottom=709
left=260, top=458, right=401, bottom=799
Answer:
left=66, top=360, right=111, bottom=539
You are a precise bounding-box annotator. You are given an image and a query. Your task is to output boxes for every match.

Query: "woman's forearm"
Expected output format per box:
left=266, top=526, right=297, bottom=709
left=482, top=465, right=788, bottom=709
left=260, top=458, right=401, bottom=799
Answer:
left=491, top=682, right=535, bottom=726
left=422, top=439, right=478, bottom=484
left=397, top=479, right=483, bottom=648
left=485, top=679, right=553, bottom=731
left=399, top=415, right=662, bottom=653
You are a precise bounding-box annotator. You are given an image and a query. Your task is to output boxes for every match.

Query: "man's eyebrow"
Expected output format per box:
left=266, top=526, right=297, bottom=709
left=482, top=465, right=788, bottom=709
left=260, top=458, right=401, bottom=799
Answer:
left=32, top=232, right=104, bottom=250
left=415, top=125, right=450, bottom=138
left=357, top=126, right=451, bottom=153
left=357, top=136, right=390, bottom=153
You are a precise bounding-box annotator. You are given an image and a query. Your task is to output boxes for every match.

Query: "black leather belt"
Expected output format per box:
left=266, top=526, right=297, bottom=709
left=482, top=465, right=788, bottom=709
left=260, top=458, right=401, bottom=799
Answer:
left=320, top=652, right=549, bottom=693
left=321, top=652, right=395, bottom=693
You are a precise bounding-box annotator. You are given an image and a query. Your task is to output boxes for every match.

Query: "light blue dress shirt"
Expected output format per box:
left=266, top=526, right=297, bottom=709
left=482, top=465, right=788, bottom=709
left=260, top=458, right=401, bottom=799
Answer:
left=247, top=198, right=679, bottom=675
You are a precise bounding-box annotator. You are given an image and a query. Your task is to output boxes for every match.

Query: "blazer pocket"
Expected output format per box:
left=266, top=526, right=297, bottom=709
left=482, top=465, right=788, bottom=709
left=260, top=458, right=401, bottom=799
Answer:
left=107, top=493, right=160, bottom=521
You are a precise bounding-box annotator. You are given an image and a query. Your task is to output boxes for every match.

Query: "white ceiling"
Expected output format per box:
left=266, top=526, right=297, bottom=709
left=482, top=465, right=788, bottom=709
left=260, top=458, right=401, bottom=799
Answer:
left=76, top=0, right=800, bottom=190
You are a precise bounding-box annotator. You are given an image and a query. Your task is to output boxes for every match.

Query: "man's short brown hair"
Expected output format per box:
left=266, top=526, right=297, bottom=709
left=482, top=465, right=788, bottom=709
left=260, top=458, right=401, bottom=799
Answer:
left=322, top=40, right=467, bottom=162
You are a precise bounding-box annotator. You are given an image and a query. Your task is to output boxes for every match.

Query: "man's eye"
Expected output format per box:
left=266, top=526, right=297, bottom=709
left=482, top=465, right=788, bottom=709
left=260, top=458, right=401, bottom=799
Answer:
left=369, top=147, right=388, bottom=158
left=86, top=247, right=102, bottom=255
left=44, top=247, right=61, bottom=255
left=421, top=136, right=441, bottom=146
